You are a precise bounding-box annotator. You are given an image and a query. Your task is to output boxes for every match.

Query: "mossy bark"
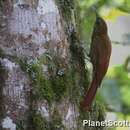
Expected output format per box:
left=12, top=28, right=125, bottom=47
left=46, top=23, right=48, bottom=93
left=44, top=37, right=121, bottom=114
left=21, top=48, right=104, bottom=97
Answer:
left=0, top=0, right=106, bottom=130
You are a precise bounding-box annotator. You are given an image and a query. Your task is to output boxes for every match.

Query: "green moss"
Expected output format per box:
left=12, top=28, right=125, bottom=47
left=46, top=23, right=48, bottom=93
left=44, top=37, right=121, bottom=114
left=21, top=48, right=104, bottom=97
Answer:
left=51, top=68, right=84, bottom=103
left=51, top=76, right=67, bottom=101
left=56, top=0, right=75, bottom=22
left=50, top=108, right=65, bottom=130
left=31, top=109, right=65, bottom=130
left=18, top=55, right=84, bottom=104
left=16, top=120, right=26, bottom=130
left=19, top=59, right=55, bottom=103
left=32, top=111, right=50, bottom=130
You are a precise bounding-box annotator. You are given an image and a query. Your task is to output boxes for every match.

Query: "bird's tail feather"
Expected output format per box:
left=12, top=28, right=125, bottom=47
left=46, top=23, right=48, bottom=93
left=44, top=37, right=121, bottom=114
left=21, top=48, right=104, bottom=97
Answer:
left=81, top=77, right=98, bottom=111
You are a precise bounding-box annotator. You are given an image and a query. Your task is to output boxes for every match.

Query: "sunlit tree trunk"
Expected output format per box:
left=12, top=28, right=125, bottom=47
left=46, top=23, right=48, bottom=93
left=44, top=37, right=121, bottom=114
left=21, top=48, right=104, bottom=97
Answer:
left=0, top=0, right=105, bottom=130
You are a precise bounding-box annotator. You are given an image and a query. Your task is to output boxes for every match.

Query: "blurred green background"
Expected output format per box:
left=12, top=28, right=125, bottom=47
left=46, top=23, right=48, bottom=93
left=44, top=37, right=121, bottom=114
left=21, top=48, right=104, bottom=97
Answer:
left=77, top=0, right=130, bottom=130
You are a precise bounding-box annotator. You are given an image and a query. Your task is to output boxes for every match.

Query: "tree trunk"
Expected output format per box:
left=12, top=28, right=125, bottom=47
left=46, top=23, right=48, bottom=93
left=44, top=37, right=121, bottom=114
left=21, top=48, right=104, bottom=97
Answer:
left=0, top=0, right=105, bottom=130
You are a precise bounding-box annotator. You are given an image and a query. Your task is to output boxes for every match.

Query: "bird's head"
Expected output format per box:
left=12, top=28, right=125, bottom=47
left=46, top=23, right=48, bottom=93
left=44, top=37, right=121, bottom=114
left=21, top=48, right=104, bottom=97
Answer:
left=94, top=16, right=108, bottom=35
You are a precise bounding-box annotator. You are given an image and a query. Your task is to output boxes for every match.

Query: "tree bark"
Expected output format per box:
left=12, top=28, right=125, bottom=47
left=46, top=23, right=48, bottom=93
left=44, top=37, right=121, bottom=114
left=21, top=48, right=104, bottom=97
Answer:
left=0, top=0, right=105, bottom=130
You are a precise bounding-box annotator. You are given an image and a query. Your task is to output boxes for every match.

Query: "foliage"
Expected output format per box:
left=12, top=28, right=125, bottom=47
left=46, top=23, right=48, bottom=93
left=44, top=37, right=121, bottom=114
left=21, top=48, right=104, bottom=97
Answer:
left=99, top=65, right=130, bottom=114
left=78, top=0, right=130, bottom=14
left=77, top=0, right=130, bottom=47
left=98, top=78, right=122, bottom=111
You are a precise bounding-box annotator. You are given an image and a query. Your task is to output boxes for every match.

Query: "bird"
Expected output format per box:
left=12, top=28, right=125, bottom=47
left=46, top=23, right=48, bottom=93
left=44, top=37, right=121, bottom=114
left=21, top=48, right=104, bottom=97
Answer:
left=81, top=15, right=112, bottom=111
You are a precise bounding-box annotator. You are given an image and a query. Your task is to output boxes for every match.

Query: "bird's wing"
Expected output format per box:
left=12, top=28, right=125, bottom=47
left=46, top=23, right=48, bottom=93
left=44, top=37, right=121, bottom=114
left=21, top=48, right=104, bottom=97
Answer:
left=89, top=36, right=99, bottom=76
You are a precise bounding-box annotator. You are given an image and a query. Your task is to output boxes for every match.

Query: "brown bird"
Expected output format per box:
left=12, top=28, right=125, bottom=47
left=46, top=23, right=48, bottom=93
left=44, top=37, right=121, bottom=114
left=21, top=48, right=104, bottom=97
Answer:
left=81, top=16, right=112, bottom=111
